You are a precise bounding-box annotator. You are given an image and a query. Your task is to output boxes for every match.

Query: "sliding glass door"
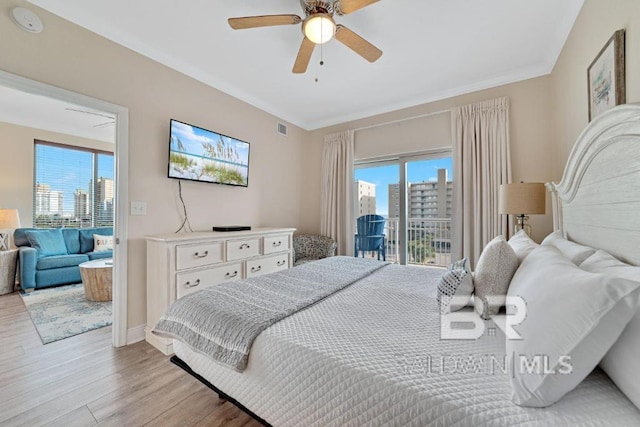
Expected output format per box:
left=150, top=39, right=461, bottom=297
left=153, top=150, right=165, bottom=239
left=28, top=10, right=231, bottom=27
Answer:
left=354, top=152, right=452, bottom=266
left=353, top=163, right=400, bottom=262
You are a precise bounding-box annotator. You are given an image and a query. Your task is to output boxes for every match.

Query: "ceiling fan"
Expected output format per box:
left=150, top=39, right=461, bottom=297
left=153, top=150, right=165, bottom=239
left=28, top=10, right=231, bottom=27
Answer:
left=228, top=0, right=382, bottom=74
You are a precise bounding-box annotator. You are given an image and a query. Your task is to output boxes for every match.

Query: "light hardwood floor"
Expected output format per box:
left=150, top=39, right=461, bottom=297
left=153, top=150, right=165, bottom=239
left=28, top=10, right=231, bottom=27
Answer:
left=0, top=292, right=263, bottom=426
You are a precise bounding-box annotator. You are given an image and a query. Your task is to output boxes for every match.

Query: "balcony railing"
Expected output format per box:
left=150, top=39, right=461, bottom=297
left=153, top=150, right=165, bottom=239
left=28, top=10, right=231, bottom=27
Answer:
left=382, top=218, right=452, bottom=267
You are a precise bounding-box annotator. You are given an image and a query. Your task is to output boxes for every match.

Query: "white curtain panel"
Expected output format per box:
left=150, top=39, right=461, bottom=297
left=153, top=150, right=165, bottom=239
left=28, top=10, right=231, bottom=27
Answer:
left=451, top=97, right=512, bottom=266
left=320, top=130, right=355, bottom=256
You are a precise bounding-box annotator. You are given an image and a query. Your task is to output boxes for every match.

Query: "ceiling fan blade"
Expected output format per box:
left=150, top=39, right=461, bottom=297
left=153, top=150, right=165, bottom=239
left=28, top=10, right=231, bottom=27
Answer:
left=228, top=15, right=302, bottom=30
left=335, top=25, right=382, bottom=63
left=335, top=0, right=380, bottom=15
left=293, top=37, right=315, bottom=74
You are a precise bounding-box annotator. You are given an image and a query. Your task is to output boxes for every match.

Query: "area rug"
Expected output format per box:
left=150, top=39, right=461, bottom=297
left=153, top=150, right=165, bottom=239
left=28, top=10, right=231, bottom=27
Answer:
left=20, top=284, right=112, bottom=344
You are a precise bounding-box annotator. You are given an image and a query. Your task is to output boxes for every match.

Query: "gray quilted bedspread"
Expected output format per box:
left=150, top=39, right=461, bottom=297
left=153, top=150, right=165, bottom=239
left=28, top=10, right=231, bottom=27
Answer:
left=153, top=256, right=387, bottom=371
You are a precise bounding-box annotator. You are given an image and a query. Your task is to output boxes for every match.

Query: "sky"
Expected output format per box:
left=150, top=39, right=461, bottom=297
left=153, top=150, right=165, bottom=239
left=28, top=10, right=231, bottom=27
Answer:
left=170, top=120, right=249, bottom=166
left=35, top=144, right=114, bottom=215
left=354, top=157, right=453, bottom=216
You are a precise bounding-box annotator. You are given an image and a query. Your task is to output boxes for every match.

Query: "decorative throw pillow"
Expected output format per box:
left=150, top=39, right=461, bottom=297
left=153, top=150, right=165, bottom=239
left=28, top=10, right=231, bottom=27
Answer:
left=473, top=235, right=518, bottom=319
left=541, top=231, right=595, bottom=265
left=506, top=245, right=640, bottom=407
left=25, top=229, right=68, bottom=257
left=581, top=250, right=640, bottom=410
left=93, top=234, right=114, bottom=252
left=507, top=229, right=539, bottom=263
left=437, top=258, right=473, bottom=313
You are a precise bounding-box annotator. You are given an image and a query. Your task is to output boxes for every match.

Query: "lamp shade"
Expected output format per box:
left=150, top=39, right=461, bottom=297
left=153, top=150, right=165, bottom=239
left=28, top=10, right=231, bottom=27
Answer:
left=303, top=14, right=336, bottom=44
left=0, top=209, right=21, bottom=229
left=499, top=183, right=546, bottom=215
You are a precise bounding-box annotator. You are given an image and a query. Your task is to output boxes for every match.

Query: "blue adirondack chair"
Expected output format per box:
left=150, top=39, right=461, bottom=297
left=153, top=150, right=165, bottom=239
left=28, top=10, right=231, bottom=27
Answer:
left=354, top=214, right=386, bottom=261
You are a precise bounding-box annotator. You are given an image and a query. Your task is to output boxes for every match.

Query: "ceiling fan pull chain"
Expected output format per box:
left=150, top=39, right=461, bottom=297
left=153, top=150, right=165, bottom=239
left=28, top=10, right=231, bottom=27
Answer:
left=315, top=40, right=324, bottom=83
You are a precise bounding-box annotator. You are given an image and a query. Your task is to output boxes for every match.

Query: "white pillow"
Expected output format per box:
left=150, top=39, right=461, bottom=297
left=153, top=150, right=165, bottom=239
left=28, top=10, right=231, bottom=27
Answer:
left=473, top=235, right=518, bottom=319
left=437, top=258, right=473, bottom=313
left=93, top=234, right=114, bottom=252
left=581, top=250, right=640, bottom=410
left=541, top=231, right=595, bottom=265
left=507, top=230, right=539, bottom=263
left=506, top=245, right=640, bottom=407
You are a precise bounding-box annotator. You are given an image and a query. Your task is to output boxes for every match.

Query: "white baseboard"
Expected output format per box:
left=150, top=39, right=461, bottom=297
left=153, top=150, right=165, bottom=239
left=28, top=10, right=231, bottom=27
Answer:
left=127, top=323, right=146, bottom=345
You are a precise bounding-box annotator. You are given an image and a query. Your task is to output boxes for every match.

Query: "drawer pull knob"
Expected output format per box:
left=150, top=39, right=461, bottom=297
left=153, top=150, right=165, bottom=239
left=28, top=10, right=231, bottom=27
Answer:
left=272, top=241, right=282, bottom=247
left=239, top=244, right=251, bottom=250
left=194, top=251, right=209, bottom=258
left=225, top=271, right=238, bottom=278
left=277, top=260, right=286, bottom=266
left=251, top=266, right=262, bottom=273
left=185, top=279, right=201, bottom=288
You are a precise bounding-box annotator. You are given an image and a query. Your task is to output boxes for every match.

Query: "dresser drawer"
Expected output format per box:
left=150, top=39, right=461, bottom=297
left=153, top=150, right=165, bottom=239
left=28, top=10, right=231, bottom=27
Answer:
left=176, top=262, right=242, bottom=299
left=227, top=238, right=260, bottom=261
left=263, top=234, right=290, bottom=255
left=246, top=254, right=289, bottom=278
left=176, top=242, right=224, bottom=270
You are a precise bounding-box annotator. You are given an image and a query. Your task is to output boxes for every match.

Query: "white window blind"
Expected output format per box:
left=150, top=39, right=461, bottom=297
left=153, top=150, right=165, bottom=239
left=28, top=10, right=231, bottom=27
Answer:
left=33, top=141, right=114, bottom=228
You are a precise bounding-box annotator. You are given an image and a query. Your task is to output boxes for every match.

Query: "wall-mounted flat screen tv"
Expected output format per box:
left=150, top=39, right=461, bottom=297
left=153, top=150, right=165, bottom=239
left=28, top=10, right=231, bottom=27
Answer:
left=168, top=119, right=250, bottom=187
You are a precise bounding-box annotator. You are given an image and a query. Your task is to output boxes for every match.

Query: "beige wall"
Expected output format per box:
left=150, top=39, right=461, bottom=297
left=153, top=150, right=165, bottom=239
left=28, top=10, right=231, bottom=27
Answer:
left=309, top=76, right=555, bottom=242
left=0, top=0, right=313, bottom=330
left=353, top=111, right=452, bottom=160
left=4, top=0, right=636, bottom=334
left=551, top=0, right=640, bottom=179
left=0, top=120, right=113, bottom=227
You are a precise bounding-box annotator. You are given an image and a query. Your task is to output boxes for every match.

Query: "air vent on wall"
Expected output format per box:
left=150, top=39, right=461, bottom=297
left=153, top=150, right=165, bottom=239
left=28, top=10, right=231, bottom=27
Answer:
left=277, top=122, right=288, bottom=136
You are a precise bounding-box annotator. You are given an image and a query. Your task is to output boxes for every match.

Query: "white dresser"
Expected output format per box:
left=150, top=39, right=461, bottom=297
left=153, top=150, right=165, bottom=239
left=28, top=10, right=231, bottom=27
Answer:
left=145, top=227, right=295, bottom=354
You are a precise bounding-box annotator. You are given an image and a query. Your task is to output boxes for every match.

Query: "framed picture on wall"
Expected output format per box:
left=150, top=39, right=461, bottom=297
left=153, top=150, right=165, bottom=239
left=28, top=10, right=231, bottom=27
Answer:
left=587, top=29, right=626, bottom=121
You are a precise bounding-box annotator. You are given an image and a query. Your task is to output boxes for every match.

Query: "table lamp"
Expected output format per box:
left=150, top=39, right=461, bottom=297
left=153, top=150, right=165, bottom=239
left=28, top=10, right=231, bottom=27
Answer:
left=499, top=183, right=546, bottom=236
left=0, top=209, right=21, bottom=251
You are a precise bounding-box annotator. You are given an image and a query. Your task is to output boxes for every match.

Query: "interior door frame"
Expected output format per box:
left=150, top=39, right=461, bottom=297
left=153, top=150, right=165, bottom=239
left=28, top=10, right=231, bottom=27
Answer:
left=0, top=69, right=129, bottom=347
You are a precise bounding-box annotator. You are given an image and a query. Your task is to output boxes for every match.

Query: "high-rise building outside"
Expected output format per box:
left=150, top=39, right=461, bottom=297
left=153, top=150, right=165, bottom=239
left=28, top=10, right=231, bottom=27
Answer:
left=388, top=168, right=453, bottom=219
left=35, top=183, right=64, bottom=215
left=95, top=178, right=114, bottom=223
left=354, top=180, right=376, bottom=216
left=74, top=189, right=90, bottom=220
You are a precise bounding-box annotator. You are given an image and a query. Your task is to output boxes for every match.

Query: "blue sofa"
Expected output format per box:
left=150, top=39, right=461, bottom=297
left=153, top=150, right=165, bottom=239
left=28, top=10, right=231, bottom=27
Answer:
left=14, top=227, right=113, bottom=292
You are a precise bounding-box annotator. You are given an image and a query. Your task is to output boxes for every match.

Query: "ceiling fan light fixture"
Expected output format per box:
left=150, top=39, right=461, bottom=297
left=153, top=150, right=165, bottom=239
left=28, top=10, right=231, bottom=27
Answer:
left=303, top=14, right=335, bottom=44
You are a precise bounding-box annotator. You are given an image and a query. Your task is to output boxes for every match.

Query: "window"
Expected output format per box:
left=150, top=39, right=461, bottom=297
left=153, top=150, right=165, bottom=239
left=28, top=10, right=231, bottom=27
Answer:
left=354, top=152, right=453, bottom=266
left=34, top=141, right=114, bottom=228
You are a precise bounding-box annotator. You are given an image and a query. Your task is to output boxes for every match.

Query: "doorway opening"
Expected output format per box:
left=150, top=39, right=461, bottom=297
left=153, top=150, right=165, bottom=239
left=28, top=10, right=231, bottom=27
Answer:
left=0, top=70, right=128, bottom=347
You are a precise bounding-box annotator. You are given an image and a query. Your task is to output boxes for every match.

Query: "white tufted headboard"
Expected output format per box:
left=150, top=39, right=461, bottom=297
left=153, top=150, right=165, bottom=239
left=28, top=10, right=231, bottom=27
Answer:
left=546, top=104, right=640, bottom=266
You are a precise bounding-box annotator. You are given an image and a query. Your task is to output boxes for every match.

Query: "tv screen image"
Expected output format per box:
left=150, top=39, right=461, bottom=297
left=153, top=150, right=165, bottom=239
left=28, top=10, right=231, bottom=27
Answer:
left=168, top=119, right=250, bottom=187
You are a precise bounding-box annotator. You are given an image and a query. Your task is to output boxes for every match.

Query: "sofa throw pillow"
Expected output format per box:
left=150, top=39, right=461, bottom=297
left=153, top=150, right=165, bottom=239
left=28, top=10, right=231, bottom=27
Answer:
left=541, top=231, right=595, bottom=265
left=473, top=235, right=518, bottom=319
left=506, top=245, right=640, bottom=407
left=25, top=229, right=68, bottom=257
left=93, top=234, right=114, bottom=252
left=437, top=258, right=473, bottom=313
left=507, top=230, right=539, bottom=263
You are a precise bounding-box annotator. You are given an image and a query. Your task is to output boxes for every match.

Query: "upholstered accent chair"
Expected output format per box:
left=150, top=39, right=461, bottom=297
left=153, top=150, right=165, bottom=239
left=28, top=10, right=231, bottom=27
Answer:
left=292, top=234, right=338, bottom=266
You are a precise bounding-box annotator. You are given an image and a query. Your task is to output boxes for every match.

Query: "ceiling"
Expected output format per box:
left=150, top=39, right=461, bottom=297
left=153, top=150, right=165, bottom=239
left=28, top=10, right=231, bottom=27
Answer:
left=27, top=0, right=584, bottom=130
left=0, top=85, right=115, bottom=143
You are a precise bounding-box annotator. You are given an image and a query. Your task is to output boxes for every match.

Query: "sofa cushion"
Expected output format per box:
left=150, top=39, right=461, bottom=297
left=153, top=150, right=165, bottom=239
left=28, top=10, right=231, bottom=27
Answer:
left=87, top=251, right=113, bottom=261
left=13, top=228, right=34, bottom=247
left=79, top=227, right=113, bottom=253
left=25, top=229, right=68, bottom=257
left=62, top=228, right=81, bottom=254
left=36, top=254, right=89, bottom=270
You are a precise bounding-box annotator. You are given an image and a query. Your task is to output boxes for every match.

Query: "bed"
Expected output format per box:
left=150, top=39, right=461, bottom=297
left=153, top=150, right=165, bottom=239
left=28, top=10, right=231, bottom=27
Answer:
left=159, top=104, right=640, bottom=426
